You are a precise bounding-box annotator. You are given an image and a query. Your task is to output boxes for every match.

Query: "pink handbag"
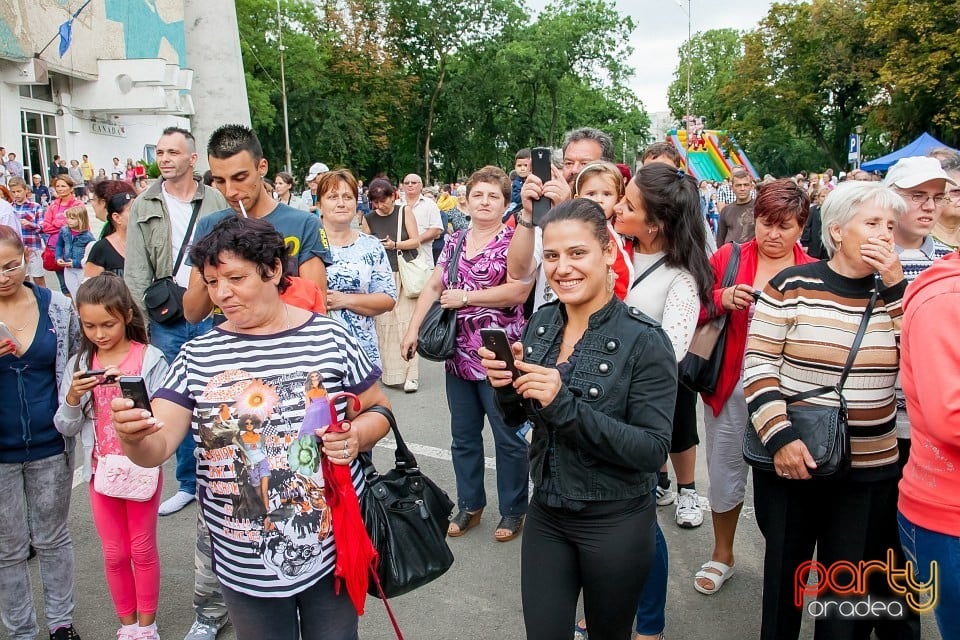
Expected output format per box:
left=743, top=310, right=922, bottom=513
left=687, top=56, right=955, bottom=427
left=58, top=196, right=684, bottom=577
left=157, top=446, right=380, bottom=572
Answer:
left=93, top=453, right=159, bottom=502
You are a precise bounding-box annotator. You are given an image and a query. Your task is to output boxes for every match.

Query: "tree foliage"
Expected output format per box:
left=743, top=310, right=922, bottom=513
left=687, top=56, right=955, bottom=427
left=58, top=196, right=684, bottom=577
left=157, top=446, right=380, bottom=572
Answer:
left=235, top=0, right=649, bottom=186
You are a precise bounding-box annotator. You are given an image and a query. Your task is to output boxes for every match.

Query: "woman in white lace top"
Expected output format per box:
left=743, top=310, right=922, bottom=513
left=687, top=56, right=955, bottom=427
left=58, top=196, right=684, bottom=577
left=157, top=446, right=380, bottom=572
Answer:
left=611, top=162, right=714, bottom=640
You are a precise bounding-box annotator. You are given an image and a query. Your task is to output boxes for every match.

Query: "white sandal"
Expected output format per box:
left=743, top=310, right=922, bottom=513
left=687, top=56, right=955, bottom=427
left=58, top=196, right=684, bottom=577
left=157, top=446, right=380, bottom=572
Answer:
left=694, top=560, right=735, bottom=595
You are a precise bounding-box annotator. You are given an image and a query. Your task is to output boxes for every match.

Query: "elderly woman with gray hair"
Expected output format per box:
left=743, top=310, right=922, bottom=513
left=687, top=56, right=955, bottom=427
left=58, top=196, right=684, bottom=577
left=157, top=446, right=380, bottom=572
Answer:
left=744, top=181, right=920, bottom=640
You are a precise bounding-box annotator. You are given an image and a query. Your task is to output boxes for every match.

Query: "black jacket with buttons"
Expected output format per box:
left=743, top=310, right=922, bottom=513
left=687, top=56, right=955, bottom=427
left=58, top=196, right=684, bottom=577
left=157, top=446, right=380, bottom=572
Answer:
left=501, top=296, right=676, bottom=501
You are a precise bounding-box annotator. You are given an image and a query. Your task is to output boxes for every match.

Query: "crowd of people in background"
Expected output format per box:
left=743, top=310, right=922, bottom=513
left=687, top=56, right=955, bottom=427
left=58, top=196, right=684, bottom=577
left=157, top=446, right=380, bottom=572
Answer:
left=1, top=124, right=959, bottom=640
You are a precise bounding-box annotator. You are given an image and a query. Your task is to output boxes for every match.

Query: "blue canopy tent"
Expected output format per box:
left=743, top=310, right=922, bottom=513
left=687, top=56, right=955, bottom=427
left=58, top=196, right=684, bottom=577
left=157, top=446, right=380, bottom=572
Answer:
left=861, top=132, right=958, bottom=172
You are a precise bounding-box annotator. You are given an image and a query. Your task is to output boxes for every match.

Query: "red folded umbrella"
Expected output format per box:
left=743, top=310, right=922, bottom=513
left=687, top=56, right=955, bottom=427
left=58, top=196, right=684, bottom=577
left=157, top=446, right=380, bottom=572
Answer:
left=322, top=392, right=377, bottom=615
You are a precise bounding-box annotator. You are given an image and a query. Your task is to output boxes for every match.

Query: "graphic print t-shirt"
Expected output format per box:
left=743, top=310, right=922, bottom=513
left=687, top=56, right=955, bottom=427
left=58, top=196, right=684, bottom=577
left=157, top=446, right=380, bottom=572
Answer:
left=155, top=314, right=381, bottom=597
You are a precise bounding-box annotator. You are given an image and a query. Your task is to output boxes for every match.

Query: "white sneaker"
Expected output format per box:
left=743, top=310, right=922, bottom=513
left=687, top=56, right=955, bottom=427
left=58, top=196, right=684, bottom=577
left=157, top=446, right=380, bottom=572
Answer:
left=136, top=624, right=160, bottom=640
left=675, top=488, right=704, bottom=528
left=183, top=618, right=226, bottom=640
left=655, top=484, right=675, bottom=506
left=158, top=491, right=196, bottom=516
left=117, top=626, right=138, bottom=640
left=403, top=379, right=419, bottom=393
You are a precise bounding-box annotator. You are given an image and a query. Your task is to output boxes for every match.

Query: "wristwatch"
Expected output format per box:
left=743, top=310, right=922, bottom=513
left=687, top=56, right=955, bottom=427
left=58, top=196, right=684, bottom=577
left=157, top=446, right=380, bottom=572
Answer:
left=516, top=214, right=534, bottom=229
left=462, top=292, right=469, bottom=306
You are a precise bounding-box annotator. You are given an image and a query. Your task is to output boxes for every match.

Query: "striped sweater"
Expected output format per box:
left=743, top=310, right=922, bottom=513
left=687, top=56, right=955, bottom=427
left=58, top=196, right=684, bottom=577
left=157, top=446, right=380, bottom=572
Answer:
left=744, top=260, right=907, bottom=480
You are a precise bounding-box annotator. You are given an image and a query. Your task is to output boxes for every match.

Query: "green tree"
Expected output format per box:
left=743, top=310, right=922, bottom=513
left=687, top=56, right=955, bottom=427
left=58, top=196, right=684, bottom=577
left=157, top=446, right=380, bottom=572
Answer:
left=866, top=0, right=960, bottom=148
left=666, top=28, right=743, bottom=125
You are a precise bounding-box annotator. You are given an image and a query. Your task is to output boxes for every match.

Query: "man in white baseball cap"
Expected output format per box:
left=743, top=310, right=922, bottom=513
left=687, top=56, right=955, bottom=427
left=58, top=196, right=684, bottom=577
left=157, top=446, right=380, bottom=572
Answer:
left=883, top=155, right=957, bottom=493
left=300, top=162, right=329, bottom=213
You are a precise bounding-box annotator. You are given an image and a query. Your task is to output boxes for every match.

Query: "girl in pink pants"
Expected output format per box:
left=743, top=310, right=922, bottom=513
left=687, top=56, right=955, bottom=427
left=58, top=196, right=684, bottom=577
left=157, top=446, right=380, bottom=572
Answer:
left=54, top=274, right=170, bottom=639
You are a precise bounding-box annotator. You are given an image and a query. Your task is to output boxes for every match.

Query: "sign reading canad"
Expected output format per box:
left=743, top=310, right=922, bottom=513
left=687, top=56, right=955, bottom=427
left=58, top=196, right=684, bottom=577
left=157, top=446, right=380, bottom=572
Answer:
left=91, top=122, right=126, bottom=138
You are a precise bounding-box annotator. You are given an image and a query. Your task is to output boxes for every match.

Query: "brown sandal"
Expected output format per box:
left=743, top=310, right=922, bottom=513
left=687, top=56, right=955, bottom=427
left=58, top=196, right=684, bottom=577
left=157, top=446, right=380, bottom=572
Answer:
left=448, top=509, right=482, bottom=537
left=494, top=514, right=525, bottom=542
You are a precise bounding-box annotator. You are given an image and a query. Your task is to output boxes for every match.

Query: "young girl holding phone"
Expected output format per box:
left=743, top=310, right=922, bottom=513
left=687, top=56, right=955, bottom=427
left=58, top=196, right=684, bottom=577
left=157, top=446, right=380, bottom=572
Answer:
left=53, top=274, right=169, bottom=640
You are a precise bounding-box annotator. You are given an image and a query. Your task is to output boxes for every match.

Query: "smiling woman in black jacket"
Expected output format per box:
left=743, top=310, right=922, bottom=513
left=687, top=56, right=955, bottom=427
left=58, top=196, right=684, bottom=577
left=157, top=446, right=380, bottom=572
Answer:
left=480, top=199, right=676, bottom=640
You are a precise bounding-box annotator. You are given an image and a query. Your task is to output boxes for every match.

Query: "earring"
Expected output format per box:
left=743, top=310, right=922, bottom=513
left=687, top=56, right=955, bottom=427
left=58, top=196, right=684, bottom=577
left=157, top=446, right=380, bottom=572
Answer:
left=647, top=228, right=654, bottom=235
left=607, top=268, right=616, bottom=292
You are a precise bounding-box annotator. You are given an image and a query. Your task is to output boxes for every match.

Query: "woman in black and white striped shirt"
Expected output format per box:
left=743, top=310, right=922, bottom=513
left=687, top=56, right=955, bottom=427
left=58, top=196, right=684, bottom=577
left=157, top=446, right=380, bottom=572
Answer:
left=111, top=216, right=391, bottom=640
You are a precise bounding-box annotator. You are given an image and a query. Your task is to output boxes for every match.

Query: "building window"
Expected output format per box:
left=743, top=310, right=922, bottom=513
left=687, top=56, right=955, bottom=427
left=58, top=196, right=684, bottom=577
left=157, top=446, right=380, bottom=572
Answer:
left=19, top=82, right=54, bottom=102
left=21, top=110, right=59, bottom=186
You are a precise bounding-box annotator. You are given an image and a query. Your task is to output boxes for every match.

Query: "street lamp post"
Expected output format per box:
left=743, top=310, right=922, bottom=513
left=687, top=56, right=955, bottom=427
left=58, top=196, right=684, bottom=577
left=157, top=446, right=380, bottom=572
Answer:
left=854, top=125, right=864, bottom=170
left=277, top=0, right=292, bottom=175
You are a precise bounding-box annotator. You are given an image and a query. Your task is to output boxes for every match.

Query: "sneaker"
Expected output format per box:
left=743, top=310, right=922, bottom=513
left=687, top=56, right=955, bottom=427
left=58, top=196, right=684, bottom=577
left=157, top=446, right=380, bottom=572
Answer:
left=675, top=488, right=704, bottom=528
left=183, top=618, right=226, bottom=640
left=158, top=491, right=196, bottom=516
left=50, top=626, right=82, bottom=640
left=136, top=624, right=160, bottom=640
left=116, top=625, right=138, bottom=640
left=655, top=484, right=675, bottom=506
left=403, top=379, right=419, bottom=393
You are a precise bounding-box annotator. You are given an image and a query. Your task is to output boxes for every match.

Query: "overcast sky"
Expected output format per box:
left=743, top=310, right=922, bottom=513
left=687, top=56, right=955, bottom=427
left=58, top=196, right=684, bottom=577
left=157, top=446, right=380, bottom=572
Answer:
left=527, top=0, right=775, bottom=113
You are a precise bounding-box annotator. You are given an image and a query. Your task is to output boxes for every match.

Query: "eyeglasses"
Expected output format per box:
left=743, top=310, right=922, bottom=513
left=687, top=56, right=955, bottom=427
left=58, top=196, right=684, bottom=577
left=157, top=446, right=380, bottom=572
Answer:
left=944, top=190, right=960, bottom=203
left=905, top=192, right=947, bottom=206
left=0, top=260, right=25, bottom=278
left=402, top=181, right=421, bottom=186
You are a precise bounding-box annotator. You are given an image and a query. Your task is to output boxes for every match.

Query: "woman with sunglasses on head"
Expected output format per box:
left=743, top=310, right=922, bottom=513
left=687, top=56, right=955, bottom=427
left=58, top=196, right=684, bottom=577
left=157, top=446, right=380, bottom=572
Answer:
left=0, top=225, right=83, bottom=640
left=86, top=183, right=138, bottom=279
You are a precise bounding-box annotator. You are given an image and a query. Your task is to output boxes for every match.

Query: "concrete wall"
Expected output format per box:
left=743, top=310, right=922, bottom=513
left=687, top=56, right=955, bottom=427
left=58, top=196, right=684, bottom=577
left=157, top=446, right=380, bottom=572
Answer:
left=184, top=0, right=251, bottom=167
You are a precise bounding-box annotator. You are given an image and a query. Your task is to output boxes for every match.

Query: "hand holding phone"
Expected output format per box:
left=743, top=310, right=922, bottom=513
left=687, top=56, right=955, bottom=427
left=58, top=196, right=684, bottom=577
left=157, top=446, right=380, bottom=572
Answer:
left=0, top=322, right=21, bottom=355
left=480, top=328, right=521, bottom=380
left=119, top=376, right=152, bottom=411
left=530, top=147, right=552, bottom=226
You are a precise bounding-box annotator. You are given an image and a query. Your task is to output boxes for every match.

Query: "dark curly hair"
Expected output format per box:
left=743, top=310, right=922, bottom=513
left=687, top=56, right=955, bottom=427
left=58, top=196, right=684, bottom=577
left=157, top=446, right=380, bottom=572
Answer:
left=188, top=215, right=291, bottom=293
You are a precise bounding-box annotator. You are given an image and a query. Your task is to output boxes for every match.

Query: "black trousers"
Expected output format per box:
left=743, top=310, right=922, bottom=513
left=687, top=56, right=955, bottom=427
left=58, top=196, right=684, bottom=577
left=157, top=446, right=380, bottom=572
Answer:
left=753, top=471, right=920, bottom=640
left=521, top=493, right=655, bottom=640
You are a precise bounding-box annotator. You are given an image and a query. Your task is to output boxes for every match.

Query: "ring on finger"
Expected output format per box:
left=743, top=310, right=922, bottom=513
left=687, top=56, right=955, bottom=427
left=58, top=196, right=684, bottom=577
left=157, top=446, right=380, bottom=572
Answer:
left=342, top=450, right=349, bottom=459
left=343, top=441, right=348, bottom=451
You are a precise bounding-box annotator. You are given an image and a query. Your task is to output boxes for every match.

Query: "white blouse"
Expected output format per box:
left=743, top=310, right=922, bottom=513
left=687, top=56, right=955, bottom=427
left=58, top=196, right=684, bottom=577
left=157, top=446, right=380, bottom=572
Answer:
left=622, top=251, right=700, bottom=361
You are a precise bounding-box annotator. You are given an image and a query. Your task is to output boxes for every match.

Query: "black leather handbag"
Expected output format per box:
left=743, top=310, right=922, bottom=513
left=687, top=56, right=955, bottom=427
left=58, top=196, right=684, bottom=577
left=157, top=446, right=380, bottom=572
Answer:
left=743, top=283, right=878, bottom=477
left=678, top=243, right=741, bottom=394
left=360, top=406, right=455, bottom=598
left=416, top=233, right=467, bottom=362
left=143, top=200, right=201, bottom=325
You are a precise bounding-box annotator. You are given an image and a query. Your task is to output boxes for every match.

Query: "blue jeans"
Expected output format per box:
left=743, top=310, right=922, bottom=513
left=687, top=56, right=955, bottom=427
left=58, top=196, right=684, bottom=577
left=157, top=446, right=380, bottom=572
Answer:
left=150, top=317, right=212, bottom=495
left=0, top=454, right=76, bottom=639
left=634, top=505, right=668, bottom=635
left=446, top=374, right=528, bottom=517
left=898, top=512, right=960, bottom=637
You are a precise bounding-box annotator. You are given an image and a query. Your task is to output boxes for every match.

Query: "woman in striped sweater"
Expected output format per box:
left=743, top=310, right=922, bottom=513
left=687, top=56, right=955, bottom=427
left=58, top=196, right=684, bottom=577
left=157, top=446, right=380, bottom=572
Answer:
left=744, top=181, right=918, bottom=640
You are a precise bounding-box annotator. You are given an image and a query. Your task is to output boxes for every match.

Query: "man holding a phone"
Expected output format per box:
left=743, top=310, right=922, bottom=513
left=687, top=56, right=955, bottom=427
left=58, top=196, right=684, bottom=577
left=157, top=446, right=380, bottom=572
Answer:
left=507, top=127, right=613, bottom=312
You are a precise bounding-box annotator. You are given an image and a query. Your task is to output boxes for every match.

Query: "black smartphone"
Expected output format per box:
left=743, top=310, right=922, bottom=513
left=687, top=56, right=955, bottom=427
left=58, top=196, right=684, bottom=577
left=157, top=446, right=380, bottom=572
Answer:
left=79, top=368, right=106, bottom=378
left=530, top=147, right=552, bottom=226
left=480, top=328, right=520, bottom=379
left=119, top=376, right=151, bottom=410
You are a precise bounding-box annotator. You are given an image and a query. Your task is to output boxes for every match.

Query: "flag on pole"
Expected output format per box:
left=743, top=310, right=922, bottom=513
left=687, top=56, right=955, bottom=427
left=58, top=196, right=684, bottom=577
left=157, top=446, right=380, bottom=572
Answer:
left=58, top=0, right=93, bottom=58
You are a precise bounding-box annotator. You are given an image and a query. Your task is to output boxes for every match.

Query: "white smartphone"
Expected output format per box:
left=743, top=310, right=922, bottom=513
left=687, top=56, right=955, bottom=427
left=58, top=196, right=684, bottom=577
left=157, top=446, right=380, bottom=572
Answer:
left=0, top=322, right=21, bottom=352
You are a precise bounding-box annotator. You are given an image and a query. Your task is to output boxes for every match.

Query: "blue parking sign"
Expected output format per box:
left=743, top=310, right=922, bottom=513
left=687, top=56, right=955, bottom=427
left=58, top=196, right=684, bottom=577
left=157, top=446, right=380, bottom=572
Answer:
left=848, top=133, right=859, bottom=162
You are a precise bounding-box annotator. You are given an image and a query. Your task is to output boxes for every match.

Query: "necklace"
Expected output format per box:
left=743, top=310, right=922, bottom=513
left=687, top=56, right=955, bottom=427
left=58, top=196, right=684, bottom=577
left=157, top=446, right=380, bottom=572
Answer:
left=468, top=226, right=501, bottom=253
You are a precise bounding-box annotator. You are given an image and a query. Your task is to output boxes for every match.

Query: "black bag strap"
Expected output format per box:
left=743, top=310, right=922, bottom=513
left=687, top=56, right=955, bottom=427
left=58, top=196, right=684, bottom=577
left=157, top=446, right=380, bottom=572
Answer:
left=358, top=405, right=419, bottom=476
left=446, top=232, right=468, bottom=287
left=720, top=242, right=741, bottom=289
left=786, top=275, right=880, bottom=404
left=171, top=198, right=203, bottom=278
left=630, top=256, right=668, bottom=290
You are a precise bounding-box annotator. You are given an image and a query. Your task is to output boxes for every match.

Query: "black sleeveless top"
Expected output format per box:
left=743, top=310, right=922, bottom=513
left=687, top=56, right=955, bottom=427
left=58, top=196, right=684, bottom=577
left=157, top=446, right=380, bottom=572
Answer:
left=364, top=205, right=418, bottom=272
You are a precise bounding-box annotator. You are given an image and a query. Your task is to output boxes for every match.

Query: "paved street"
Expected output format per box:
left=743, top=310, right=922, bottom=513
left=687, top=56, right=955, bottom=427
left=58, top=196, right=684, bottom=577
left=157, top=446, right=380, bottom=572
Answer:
left=13, top=359, right=942, bottom=640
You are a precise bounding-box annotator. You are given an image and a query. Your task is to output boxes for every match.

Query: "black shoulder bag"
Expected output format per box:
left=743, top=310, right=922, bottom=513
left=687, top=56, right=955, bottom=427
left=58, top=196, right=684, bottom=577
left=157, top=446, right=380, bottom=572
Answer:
left=678, top=243, right=741, bottom=393
left=743, top=279, right=879, bottom=477
left=416, top=233, right=468, bottom=362
left=360, top=405, right=455, bottom=600
left=143, top=200, right=202, bottom=325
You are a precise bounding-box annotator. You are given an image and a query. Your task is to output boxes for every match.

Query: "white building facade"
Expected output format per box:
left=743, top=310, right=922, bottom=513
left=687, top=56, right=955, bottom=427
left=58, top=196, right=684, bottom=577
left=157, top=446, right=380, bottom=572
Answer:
left=0, top=0, right=249, bottom=184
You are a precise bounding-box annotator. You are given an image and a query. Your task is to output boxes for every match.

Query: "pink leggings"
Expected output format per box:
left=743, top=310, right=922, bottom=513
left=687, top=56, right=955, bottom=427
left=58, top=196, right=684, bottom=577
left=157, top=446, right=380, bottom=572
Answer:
left=88, top=472, right=162, bottom=618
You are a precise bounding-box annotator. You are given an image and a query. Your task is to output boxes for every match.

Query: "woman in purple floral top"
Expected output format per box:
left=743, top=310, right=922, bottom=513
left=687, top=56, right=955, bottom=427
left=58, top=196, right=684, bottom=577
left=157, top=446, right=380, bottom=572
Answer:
left=402, top=166, right=533, bottom=542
